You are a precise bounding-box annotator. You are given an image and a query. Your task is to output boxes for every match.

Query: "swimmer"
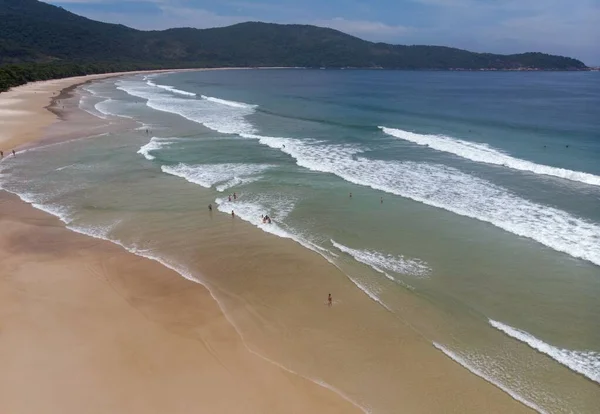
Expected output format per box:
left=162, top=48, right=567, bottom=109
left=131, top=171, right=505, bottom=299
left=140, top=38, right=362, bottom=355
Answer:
left=349, top=192, right=352, bottom=198
left=328, top=293, right=332, bottom=307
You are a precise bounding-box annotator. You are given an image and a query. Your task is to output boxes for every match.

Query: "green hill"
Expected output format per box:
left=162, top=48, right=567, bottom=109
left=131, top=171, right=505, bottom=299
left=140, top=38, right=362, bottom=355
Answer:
left=0, top=0, right=588, bottom=91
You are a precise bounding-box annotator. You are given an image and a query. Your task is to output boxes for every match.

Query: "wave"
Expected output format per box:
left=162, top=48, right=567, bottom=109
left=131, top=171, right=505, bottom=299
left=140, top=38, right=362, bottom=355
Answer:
left=489, top=320, right=600, bottom=384
left=117, top=79, right=256, bottom=135
left=215, top=175, right=263, bottom=192
left=78, top=95, right=108, bottom=119
left=433, top=343, right=547, bottom=413
left=331, top=240, right=428, bottom=282
left=94, top=98, right=134, bottom=119
left=201, top=95, right=257, bottom=109
left=239, top=133, right=600, bottom=267
left=137, top=137, right=177, bottom=160
left=380, top=126, right=600, bottom=187
left=146, top=79, right=197, bottom=97
left=161, top=163, right=271, bottom=189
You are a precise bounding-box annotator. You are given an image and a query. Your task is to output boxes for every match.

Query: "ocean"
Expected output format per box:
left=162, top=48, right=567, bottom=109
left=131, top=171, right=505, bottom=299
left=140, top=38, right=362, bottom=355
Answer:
left=1, top=69, right=599, bottom=413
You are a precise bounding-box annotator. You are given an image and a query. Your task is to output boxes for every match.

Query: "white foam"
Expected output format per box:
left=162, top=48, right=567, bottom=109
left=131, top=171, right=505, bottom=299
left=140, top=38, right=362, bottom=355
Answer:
left=94, top=98, right=133, bottom=119
left=78, top=95, right=108, bottom=119
left=1, top=156, right=369, bottom=414
left=380, top=126, right=600, bottom=187
left=117, top=79, right=256, bottom=135
left=240, top=133, right=600, bottom=267
left=137, top=137, right=176, bottom=160
left=146, top=79, right=197, bottom=97
left=201, top=95, right=257, bottom=109
left=433, top=343, right=547, bottom=414
left=161, top=163, right=271, bottom=189
left=215, top=175, right=263, bottom=192
left=490, top=320, right=600, bottom=384
left=331, top=240, right=428, bottom=280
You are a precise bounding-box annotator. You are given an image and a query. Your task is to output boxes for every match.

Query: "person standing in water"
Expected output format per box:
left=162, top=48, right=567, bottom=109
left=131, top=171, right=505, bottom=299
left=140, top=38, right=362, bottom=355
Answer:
left=233, top=192, right=237, bottom=200
left=0, top=150, right=3, bottom=158
left=228, top=195, right=232, bottom=202
left=328, top=293, right=332, bottom=307
left=208, top=204, right=212, bottom=211
left=380, top=197, right=383, bottom=204
left=231, top=210, right=235, bottom=218
left=349, top=192, right=352, bottom=198
left=12, top=150, right=15, bottom=156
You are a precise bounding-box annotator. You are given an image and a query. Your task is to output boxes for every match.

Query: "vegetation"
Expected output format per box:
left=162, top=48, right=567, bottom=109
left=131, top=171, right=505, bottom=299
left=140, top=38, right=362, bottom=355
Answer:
left=0, top=0, right=588, bottom=92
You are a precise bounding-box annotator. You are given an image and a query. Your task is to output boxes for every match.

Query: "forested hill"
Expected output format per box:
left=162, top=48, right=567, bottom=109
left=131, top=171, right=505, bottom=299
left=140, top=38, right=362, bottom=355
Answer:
left=0, top=0, right=588, bottom=91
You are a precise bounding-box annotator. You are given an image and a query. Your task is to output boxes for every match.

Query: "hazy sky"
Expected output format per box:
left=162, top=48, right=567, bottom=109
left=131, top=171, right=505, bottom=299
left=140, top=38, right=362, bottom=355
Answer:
left=46, top=0, right=600, bottom=65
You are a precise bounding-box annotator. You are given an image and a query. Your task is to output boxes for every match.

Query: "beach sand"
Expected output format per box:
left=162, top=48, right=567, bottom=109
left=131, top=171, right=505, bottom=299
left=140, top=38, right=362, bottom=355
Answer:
left=0, top=73, right=534, bottom=413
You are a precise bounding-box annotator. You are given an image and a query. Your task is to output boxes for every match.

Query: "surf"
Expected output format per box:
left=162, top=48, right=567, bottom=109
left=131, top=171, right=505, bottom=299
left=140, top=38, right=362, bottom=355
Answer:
left=433, top=343, right=548, bottom=414
left=146, top=79, right=197, bottom=97
left=489, top=320, right=600, bottom=384
left=137, top=137, right=177, bottom=160
left=161, top=163, right=271, bottom=190
left=201, top=95, right=257, bottom=109
left=239, top=133, right=600, bottom=268
left=117, top=79, right=257, bottom=135
left=331, top=240, right=428, bottom=281
left=379, top=126, right=600, bottom=187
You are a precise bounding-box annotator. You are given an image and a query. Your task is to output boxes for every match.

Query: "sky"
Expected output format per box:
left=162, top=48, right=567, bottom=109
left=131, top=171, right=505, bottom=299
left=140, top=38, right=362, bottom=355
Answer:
left=45, top=0, right=600, bottom=65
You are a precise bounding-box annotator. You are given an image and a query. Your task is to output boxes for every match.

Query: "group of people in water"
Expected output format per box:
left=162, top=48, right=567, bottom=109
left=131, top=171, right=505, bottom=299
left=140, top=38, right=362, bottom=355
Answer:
left=0, top=150, right=16, bottom=158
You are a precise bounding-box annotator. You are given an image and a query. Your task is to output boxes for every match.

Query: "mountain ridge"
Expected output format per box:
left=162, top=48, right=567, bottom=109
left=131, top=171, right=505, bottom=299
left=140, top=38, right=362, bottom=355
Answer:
left=0, top=0, right=589, bottom=91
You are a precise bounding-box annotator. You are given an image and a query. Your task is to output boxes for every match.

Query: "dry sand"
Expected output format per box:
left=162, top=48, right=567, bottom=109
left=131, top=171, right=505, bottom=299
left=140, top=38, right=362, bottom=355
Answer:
left=0, top=72, right=361, bottom=414
left=0, top=72, right=535, bottom=413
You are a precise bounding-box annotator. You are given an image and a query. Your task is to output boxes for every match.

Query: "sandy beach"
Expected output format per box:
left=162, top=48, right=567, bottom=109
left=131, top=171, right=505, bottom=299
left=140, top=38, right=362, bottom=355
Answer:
left=0, top=72, right=536, bottom=413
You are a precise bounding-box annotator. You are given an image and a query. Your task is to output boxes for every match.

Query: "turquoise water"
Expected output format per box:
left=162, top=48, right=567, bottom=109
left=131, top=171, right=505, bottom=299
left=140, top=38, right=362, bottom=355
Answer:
left=1, top=69, right=599, bottom=412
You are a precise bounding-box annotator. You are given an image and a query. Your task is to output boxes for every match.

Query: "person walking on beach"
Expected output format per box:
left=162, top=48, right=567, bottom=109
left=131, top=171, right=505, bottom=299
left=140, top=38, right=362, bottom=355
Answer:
left=0, top=150, right=3, bottom=158
left=328, top=293, right=332, bottom=307
left=231, top=210, right=235, bottom=218
left=208, top=203, right=212, bottom=211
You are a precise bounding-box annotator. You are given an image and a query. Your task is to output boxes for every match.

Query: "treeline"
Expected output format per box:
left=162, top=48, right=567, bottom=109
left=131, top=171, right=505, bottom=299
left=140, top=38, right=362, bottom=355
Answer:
left=0, top=62, right=161, bottom=92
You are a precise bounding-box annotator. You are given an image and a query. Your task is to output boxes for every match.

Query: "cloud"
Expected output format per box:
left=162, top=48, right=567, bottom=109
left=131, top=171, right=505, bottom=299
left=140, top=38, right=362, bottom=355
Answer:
left=314, top=18, right=410, bottom=39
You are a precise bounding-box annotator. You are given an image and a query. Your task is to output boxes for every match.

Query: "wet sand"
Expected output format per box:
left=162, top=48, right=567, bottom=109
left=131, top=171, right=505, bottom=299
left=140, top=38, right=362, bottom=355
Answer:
left=0, top=74, right=535, bottom=413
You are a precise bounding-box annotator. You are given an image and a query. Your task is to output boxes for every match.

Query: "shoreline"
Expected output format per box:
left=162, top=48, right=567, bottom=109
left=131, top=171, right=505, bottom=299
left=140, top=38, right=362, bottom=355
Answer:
left=0, top=72, right=538, bottom=413
left=0, top=72, right=365, bottom=414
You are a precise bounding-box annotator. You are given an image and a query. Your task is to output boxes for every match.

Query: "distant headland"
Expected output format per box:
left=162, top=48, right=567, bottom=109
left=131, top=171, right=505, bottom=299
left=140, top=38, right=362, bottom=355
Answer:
left=0, top=0, right=590, bottom=92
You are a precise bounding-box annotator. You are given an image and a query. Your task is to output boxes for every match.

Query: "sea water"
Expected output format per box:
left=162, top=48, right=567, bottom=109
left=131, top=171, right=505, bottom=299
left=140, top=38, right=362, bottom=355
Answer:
left=1, top=69, right=599, bottom=413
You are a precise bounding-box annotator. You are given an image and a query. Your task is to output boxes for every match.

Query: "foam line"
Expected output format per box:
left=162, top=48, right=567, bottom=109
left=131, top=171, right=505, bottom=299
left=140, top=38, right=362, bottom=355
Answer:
left=490, top=319, right=600, bottom=384
left=380, top=126, right=600, bottom=187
